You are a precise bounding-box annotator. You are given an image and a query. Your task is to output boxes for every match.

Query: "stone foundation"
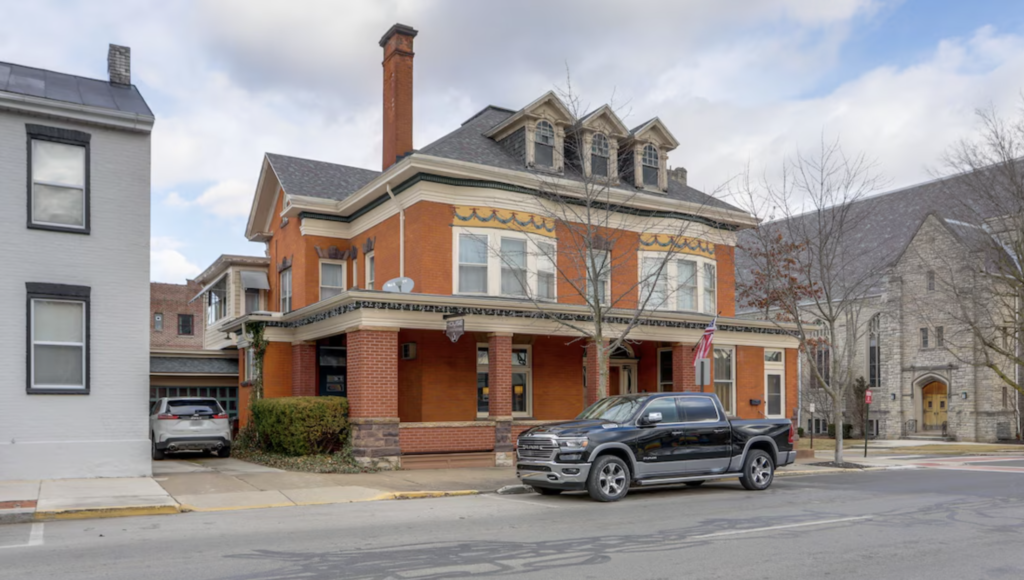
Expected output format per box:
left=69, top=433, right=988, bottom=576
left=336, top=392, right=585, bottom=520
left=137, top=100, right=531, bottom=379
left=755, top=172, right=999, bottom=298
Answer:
left=350, top=417, right=401, bottom=469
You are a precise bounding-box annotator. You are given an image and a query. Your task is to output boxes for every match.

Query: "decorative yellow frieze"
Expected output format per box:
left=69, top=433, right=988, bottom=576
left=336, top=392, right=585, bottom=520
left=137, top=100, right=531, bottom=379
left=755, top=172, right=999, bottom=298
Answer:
left=639, top=233, right=715, bottom=257
left=452, top=207, right=557, bottom=238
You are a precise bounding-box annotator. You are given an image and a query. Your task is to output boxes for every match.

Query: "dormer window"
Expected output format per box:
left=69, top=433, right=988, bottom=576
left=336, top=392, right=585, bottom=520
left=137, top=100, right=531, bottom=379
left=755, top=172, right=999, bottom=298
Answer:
left=535, top=121, right=555, bottom=168
left=591, top=133, right=609, bottom=177
left=642, top=144, right=659, bottom=187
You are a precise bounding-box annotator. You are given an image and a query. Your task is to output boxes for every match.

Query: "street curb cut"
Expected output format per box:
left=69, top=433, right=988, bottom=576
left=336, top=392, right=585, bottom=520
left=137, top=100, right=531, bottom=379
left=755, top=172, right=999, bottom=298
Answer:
left=33, top=504, right=181, bottom=521
left=384, top=490, right=480, bottom=500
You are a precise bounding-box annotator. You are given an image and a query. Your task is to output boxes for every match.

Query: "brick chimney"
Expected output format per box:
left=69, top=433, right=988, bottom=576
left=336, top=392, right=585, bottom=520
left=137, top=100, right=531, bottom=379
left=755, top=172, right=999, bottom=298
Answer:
left=380, top=23, right=418, bottom=170
left=107, top=44, right=131, bottom=86
left=668, top=166, right=688, bottom=188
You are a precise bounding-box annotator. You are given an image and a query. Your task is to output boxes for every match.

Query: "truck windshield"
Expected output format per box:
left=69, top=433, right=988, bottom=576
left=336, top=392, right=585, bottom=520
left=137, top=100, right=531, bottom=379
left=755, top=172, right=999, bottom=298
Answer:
left=577, top=396, right=648, bottom=423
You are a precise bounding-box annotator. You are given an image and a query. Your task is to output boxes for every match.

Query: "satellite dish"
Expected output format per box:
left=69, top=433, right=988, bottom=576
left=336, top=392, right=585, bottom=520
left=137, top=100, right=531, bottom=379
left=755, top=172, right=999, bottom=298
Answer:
left=382, top=277, right=415, bottom=293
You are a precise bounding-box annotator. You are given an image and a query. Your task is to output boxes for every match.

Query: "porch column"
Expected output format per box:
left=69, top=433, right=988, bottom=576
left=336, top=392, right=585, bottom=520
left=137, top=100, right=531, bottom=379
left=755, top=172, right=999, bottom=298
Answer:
left=347, top=327, right=400, bottom=468
left=585, top=340, right=608, bottom=407
left=671, top=342, right=699, bottom=392
left=291, top=342, right=317, bottom=397
left=488, top=333, right=513, bottom=467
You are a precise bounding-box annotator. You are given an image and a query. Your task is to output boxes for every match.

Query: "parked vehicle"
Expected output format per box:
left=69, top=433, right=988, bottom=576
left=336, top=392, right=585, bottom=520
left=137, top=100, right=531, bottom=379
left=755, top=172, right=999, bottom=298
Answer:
left=516, top=392, right=795, bottom=501
left=150, top=398, right=232, bottom=460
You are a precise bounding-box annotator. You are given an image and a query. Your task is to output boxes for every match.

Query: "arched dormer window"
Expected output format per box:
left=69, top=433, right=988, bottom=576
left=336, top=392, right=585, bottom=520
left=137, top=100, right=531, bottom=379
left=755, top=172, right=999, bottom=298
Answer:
left=535, top=121, right=555, bottom=168
left=590, top=133, right=609, bottom=177
left=641, top=144, right=659, bottom=187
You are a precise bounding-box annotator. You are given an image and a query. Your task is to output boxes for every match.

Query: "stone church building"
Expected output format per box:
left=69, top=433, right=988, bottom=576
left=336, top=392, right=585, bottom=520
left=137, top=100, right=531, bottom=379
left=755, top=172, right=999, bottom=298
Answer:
left=740, top=169, right=1022, bottom=443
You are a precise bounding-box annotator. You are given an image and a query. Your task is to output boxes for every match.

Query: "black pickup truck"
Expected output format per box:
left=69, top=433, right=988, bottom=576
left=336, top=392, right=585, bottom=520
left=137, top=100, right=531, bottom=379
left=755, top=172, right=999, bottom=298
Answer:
left=516, top=392, right=796, bottom=501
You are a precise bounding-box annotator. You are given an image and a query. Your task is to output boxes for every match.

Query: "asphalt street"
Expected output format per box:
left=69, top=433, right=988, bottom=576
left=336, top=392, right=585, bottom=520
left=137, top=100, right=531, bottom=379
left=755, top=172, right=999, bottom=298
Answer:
left=4, top=468, right=1024, bottom=580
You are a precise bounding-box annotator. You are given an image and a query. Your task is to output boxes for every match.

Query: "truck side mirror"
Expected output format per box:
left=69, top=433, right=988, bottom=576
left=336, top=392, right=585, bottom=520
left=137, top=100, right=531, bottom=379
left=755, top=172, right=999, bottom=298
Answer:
left=641, top=411, right=663, bottom=426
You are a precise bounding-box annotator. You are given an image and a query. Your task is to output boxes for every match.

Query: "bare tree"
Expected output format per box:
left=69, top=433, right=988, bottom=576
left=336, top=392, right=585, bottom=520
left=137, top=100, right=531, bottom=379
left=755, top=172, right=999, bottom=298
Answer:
left=736, top=136, right=887, bottom=463
left=911, top=103, right=1024, bottom=438
left=475, top=78, right=726, bottom=403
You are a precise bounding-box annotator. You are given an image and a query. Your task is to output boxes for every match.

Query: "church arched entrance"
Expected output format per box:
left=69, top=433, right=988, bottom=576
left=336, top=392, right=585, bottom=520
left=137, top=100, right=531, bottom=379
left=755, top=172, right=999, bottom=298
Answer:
left=921, top=381, right=948, bottom=431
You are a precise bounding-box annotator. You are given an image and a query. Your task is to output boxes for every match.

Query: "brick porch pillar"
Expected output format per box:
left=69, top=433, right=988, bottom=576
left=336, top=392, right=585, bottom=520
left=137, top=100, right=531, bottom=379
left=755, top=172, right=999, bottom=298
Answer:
left=346, top=327, right=400, bottom=468
left=291, top=342, right=317, bottom=397
left=585, top=340, right=609, bottom=407
left=488, top=333, right=513, bottom=467
left=672, top=342, right=700, bottom=392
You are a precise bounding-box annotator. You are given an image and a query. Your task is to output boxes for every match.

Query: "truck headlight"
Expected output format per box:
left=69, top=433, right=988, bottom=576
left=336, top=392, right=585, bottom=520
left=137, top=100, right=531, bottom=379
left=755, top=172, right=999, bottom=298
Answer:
left=557, top=438, right=588, bottom=449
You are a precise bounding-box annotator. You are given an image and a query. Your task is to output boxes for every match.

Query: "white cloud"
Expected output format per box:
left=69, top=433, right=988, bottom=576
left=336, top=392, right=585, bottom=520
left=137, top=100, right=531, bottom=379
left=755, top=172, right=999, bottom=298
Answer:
left=150, top=237, right=202, bottom=283
left=162, top=180, right=254, bottom=218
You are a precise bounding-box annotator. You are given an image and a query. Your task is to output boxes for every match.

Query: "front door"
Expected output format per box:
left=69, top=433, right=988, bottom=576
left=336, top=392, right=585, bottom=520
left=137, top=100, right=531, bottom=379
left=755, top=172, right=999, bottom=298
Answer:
left=608, top=367, right=621, bottom=396
left=922, top=382, right=947, bottom=431
left=318, top=346, right=347, bottom=397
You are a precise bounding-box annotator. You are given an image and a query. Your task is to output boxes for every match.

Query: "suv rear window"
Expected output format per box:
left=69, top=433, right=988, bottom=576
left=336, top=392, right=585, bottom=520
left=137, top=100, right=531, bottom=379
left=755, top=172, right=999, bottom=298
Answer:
left=679, top=397, right=719, bottom=422
left=167, top=399, right=223, bottom=416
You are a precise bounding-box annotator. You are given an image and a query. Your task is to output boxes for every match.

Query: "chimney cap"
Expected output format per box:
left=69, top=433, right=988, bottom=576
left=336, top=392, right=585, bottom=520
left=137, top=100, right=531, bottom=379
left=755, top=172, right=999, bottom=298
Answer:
left=379, top=23, right=418, bottom=47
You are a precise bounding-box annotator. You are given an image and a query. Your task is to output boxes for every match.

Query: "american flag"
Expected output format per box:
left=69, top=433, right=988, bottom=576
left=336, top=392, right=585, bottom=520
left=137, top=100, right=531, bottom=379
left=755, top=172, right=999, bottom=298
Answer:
left=692, top=316, right=717, bottom=366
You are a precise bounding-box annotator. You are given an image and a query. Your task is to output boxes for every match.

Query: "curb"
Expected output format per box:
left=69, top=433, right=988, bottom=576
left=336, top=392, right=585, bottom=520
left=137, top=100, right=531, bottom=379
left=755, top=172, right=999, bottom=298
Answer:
left=33, top=504, right=181, bottom=521
left=384, top=490, right=480, bottom=500
left=0, top=509, right=36, bottom=526
left=776, top=465, right=917, bottom=477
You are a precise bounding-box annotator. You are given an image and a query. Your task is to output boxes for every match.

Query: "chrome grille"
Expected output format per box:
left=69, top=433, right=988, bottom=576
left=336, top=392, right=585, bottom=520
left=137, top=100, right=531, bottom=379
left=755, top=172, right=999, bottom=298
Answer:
left=517, top=437, right=557, bottom=460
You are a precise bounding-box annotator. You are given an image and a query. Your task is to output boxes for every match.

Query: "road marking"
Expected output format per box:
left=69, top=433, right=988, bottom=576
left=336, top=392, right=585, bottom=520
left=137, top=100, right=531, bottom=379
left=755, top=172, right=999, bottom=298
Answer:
left=0, top=523, right=44, bottom=550
left=690, top=516, right=872, bottom=540
left=481, top=493, right=562, bottom=509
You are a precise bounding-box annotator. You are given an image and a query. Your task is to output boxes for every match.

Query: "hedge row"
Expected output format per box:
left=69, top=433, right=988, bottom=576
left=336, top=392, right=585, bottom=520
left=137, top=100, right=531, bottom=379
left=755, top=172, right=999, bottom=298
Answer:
left=251, top=397, right=348, bottom=456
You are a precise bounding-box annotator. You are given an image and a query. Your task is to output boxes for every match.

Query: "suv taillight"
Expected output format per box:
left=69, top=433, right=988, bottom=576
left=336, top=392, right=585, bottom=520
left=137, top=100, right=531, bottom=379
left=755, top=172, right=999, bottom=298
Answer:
left=788, top=423, right=795, bottom=444
left=213, top=413, right=228, bottom=419
left=157, top=414, right=179, bottom=420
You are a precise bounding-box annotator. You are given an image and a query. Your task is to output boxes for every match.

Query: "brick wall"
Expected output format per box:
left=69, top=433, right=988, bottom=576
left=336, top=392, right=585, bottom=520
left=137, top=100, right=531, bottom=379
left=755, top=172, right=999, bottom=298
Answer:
left=400, top=426, right=495, bottom=454
left=262, top=341, right=293, bottom=399
left=672, top=343, right=699, bottom=392
left=531, top=335, right=584, bottom=419
left=292, top=343, right=317, bottom=396
left=348, top=329, right=399, bottom=418
left=150, top=281, right=204, bottom=349
left=404, top=201, right=454, bottom=295
left=397, top=329, right=477, bottom=422
left=786, top=348, right=799, bottom=424
left=488, top=334, right=512, bottom=417
left=716, top=245, right=736, bottom=317
left=736, top=345, right=766, bottom=419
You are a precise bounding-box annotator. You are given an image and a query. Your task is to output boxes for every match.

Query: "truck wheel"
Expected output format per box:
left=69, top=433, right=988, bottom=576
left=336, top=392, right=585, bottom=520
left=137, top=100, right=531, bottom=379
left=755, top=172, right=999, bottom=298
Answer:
left=151, top=437, right=165, bottom=461
left=587, top=455, right=630, bottom=502
left=533, top=487, right=562, bottom=496
left=739, top=450, right=774, bottom=490
left=217, top=447, right=232, bottom=458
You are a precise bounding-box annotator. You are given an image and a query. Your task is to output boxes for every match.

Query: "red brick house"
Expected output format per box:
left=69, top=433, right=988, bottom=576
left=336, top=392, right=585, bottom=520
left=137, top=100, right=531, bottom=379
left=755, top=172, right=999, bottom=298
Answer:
left=204, top=23, right=800, bottom=468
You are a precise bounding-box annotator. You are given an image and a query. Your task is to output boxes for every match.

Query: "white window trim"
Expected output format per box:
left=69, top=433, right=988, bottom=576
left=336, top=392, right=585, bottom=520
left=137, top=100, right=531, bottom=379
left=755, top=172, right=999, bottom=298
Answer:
left=764, top=350, right=786, bottom=419
left=657, top=347, right=673, bottom=392
left=280, top=268, right=292, bottom=313
left=365, top=252, right=375, bottom=291
left=30, top=298, right=87, bottom=390
left=475, top=343, right=533, bottom=418
left=637, top=251, right=717, bottom=313
left=713, top=347, right=735, bottom=415
left=319, top=259, right=348, bottom=301
left=453, top=227, right=557, bottom=301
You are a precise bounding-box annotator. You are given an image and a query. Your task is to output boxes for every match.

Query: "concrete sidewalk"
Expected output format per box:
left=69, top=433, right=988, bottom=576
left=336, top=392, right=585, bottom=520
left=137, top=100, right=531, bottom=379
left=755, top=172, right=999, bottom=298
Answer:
left=1, top=452, right=934, bottom=524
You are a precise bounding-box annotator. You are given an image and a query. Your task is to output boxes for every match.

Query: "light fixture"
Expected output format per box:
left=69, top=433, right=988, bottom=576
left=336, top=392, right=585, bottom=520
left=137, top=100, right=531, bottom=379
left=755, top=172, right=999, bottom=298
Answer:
left=960, top=391, right=968, bottom=400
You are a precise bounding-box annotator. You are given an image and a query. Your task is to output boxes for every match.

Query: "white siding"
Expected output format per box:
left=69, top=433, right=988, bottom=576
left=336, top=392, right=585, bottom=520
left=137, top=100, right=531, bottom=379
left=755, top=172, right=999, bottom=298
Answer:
left=0, top=110, right=152, bottom=479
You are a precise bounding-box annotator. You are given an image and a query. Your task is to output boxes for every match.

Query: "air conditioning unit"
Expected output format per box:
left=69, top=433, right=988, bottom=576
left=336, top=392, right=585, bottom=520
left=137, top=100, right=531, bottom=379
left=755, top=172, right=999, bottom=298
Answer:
left=401, top=343, right=417, bottom=360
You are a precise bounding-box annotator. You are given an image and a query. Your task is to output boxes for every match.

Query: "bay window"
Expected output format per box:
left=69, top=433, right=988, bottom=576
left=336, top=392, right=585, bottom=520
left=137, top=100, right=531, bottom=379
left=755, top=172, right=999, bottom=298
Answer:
left=677, top=259, right=697, bottom=311
left=500, top=238, right=527, bottom=296
left=537, top=241, right=556, bottom=301
left=640, top=258, right=669, bottom=309
left=703, top=263, right=717, bottom=314
left=637, top=252, right=716, bottom=313
left=455, top=228, right=558, bottom=300
left=27, top=283, right=89, bottom=393
left=458, top=234, right=489, bottom=293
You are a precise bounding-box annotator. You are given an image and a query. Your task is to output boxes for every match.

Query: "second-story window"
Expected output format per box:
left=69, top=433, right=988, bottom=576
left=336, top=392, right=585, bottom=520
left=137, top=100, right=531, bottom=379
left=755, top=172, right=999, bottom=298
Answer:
left=320, top=260, right=346, bottom=300
left=178, top=314, right=194, bottom=336
left=365, top=253, right=376, bottom=291
left=642, top=144, right=659, bottom=187
left=28, top=126, right=89, bottom=232
left=703, top=263, right=717, bottom=314
left=500, top=238, right=528, bottom=297
left=640, top=258, right=669, bottom=309
left=535, top=121, right=555, bottom=168
left=537, top=242, right=556, bottom=301
left=458, top=234, right=489, bottom=293
left=207, top=277, right=227, bottom=325
left=244, top=289, right=260, bottom=314
left=588, top=249, right=611, bottom=306
left=591, top=133, right=609, bottom=177
left=677, top=260, right=697, bottom=311
left=280, top=268, right=292, bottom=313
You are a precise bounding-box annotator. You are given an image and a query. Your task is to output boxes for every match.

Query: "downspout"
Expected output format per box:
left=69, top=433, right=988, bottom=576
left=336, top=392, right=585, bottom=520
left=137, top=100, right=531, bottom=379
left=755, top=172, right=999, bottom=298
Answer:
left=385, top=184, right=405, bottom=277
left=797, top=347, right=803, bottom=434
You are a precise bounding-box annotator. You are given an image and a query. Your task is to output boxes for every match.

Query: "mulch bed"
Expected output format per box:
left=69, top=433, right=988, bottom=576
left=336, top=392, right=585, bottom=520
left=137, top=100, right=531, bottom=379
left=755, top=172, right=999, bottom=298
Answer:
left=232, top=447, right=381, bottom=474
left=808, top=461, right=872, bottom=469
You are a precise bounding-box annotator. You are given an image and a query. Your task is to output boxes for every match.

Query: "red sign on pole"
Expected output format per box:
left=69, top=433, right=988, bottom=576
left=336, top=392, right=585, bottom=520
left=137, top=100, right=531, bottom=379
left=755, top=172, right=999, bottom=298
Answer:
left=865, top=389, right=873, bottom=405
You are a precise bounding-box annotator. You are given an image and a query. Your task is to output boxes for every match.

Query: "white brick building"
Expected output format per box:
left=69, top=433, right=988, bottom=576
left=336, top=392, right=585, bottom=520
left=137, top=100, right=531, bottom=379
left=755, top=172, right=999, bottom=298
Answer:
left=0, top=46, right=155, bottom=479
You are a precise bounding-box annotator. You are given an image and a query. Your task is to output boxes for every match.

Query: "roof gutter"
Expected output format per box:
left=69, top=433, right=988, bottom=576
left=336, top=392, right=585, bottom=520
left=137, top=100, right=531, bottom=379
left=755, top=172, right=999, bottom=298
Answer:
left=0, top=91, right=155, bottom=133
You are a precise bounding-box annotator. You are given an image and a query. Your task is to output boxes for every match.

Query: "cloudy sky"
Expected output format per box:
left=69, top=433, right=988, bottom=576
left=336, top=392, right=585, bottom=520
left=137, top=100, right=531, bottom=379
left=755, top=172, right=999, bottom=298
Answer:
left=3, top=0, right=1024, bottom=283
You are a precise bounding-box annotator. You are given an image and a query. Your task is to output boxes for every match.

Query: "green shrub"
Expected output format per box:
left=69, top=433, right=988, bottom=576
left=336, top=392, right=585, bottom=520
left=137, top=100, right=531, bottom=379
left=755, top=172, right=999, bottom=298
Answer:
left=251, top=397, right=348, bottom=456
left=797, top=427, right=805, bottom=438
left=827, top=423, right=854, bottom=439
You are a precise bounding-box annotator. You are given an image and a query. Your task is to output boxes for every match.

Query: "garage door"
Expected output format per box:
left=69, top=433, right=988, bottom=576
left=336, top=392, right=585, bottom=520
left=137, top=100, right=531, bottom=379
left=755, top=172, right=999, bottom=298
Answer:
left=150, top=386, right=239, bottom=420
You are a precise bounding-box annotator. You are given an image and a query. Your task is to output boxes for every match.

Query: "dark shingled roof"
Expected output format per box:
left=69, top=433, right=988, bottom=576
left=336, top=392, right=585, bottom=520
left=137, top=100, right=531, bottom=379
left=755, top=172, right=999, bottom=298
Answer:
left=420, top=106, right=742, bottom=212
left=735, top=167, right=1014, bottom=309
left=266, top=153, right=381, bottom=202
left=150, top=356, right=239, bottom=375
left=0, top=61, right=153, bottom=116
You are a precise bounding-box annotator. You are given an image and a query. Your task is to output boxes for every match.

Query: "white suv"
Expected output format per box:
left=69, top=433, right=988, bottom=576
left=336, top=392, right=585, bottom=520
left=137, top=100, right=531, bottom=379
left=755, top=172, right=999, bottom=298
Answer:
left=150, top=398, right=232, bottom=460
